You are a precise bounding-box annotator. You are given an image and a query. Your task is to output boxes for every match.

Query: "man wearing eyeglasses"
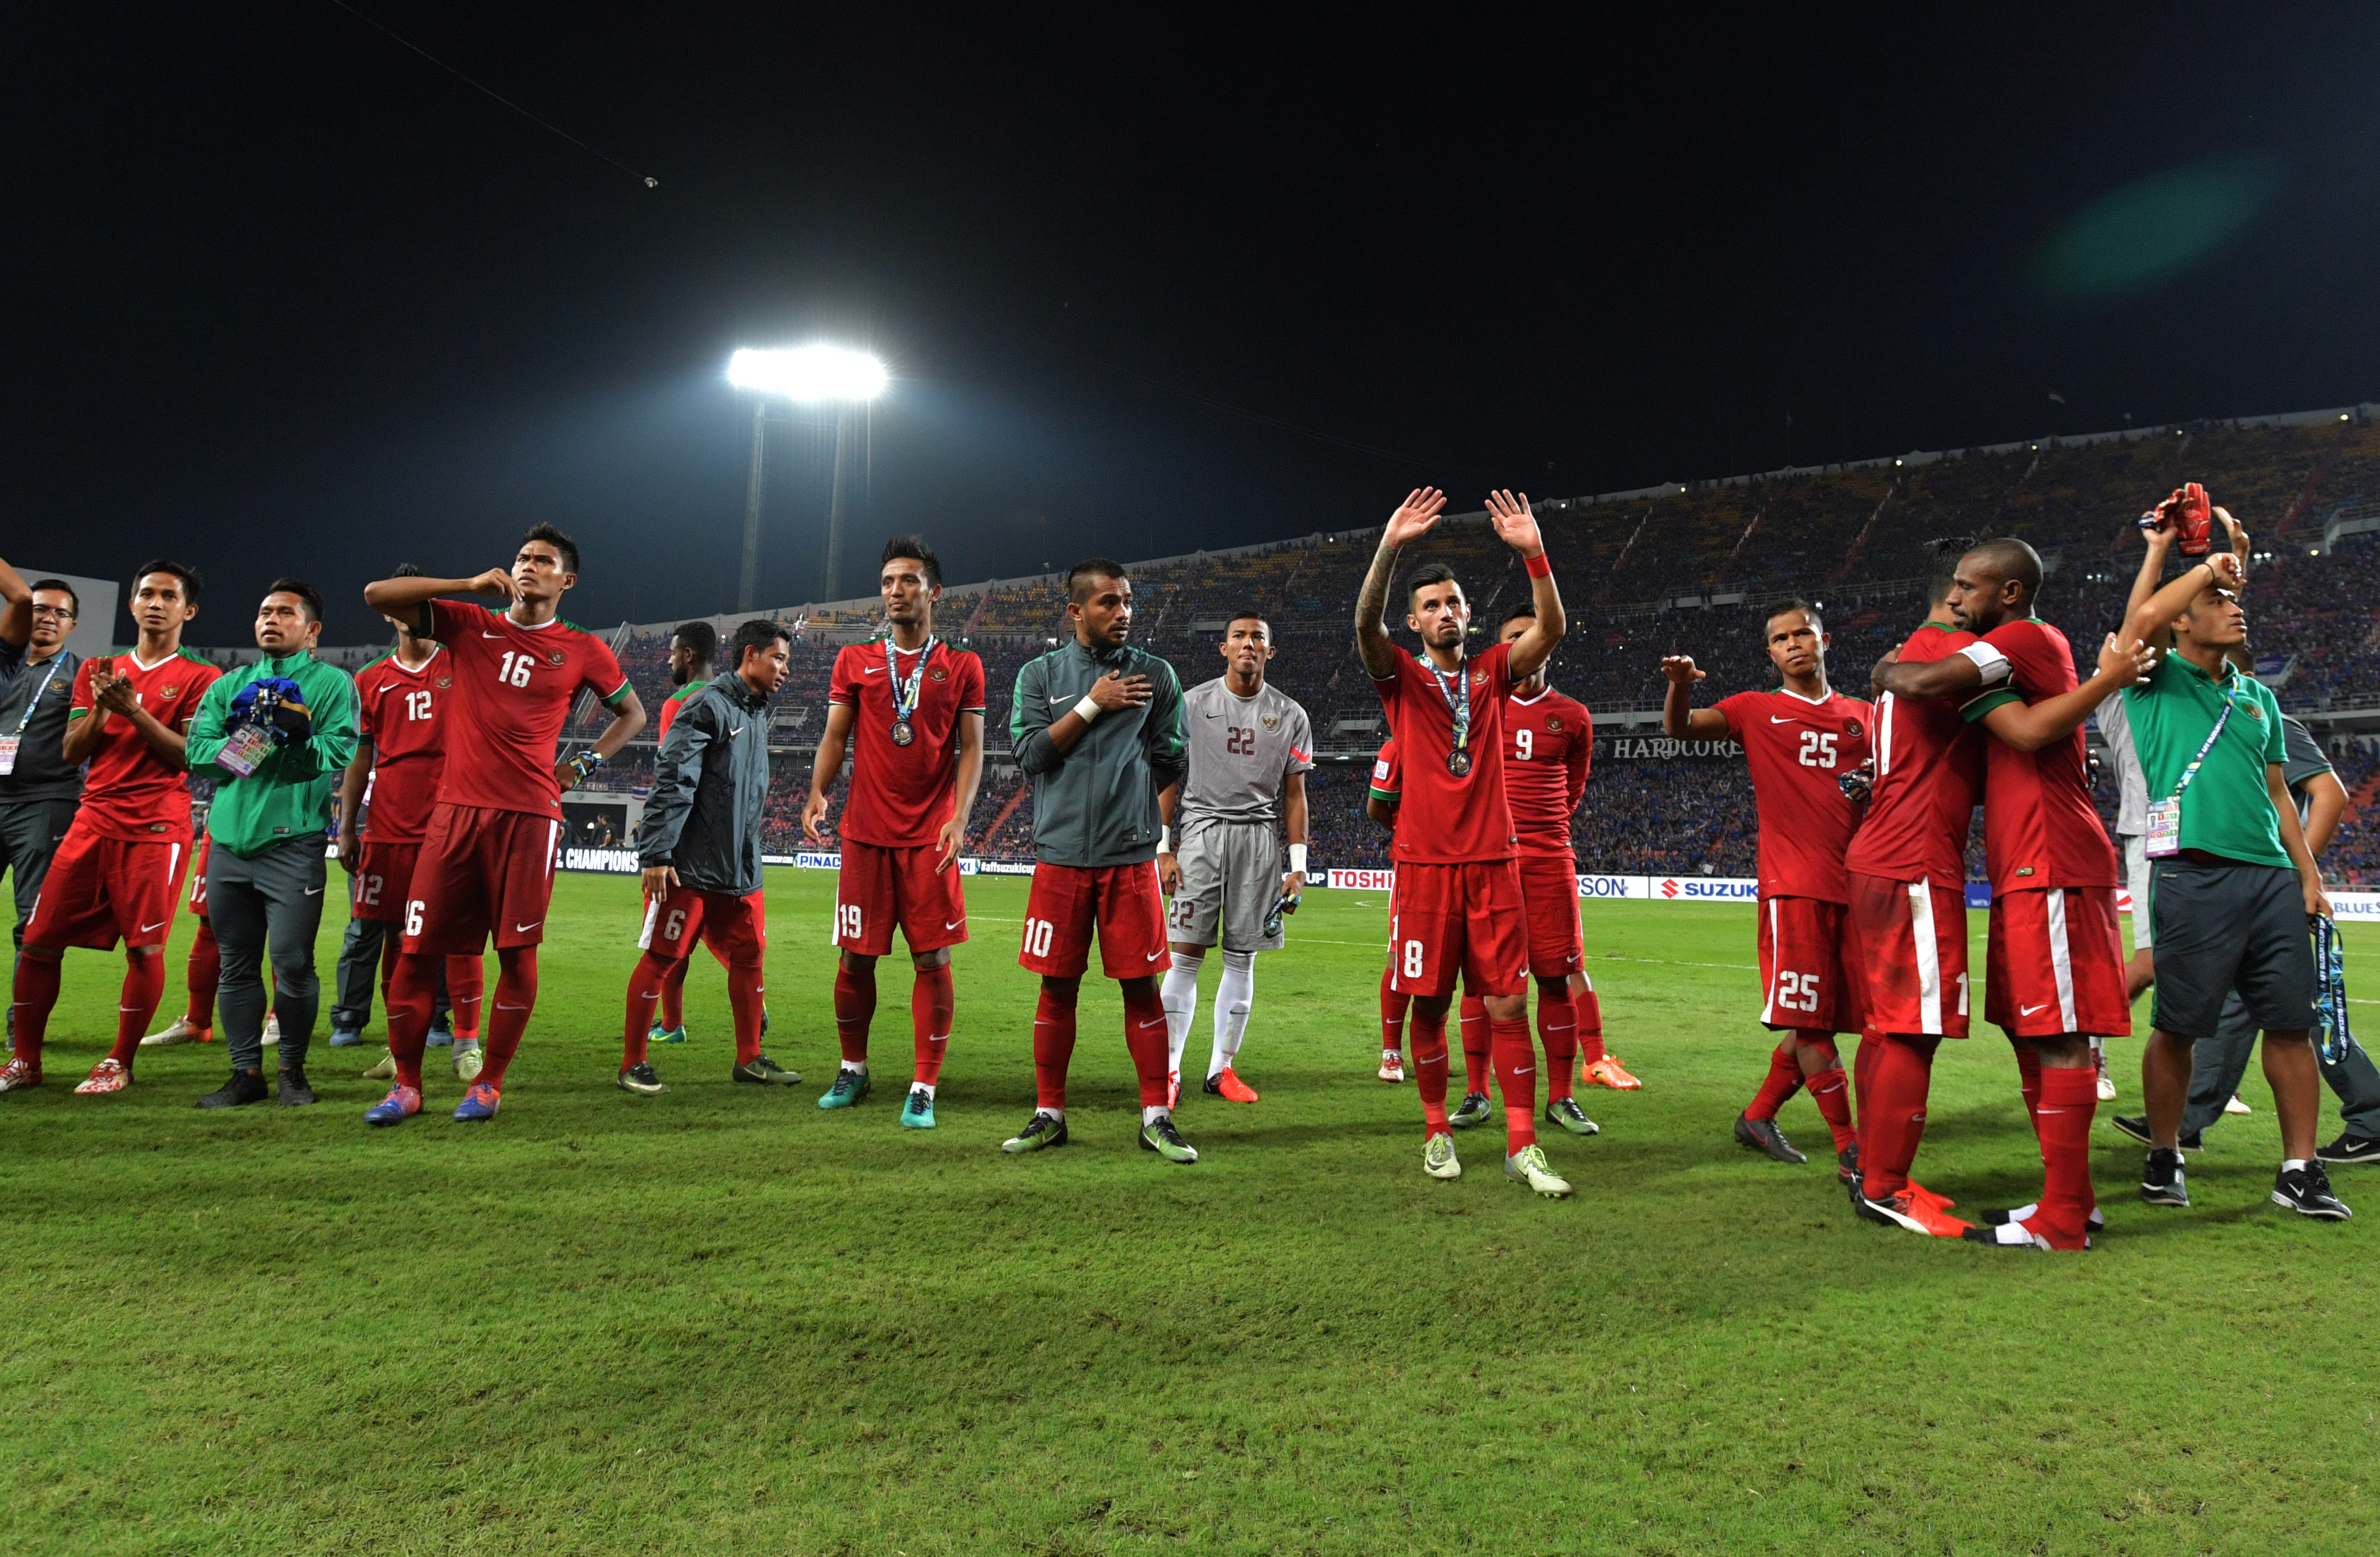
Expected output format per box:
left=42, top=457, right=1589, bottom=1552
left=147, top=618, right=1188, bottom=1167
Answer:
left=0, top=559, right=85, bottom=1039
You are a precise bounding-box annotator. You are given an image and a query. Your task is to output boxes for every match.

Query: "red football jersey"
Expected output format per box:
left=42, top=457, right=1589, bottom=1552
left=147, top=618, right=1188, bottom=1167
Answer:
left=1716, top=686, right=1874, bottom=903
left=655, top=681, right=704, bottom=745
left=1843, top=622, right=1989, bottom=886
left=1962, top=618, right=2120, bottom=890
left=69, top=649, right=220, bottom=841
left=354, top=645, right=451, bottom=844
left=828, top=640, right=987, bottom=848
left=426, top=600, right=630, bottom=820
left=1502, top=686, right=1592, bottom=859
left=1368, top=738, right=1401, bottom=803
left=1372, top=641, right=1517, bottom=864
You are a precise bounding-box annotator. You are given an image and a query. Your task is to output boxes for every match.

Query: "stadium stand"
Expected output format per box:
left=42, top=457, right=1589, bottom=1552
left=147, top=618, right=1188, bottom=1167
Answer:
left=338, top=405, right=2380, bottom=881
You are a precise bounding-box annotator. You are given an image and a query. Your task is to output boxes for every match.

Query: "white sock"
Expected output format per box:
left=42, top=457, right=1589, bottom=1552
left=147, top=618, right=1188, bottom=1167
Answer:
left=1142, top=1104, right=1170, bottom=1126
left=1159, top=952, right=1204, bottom=1079
left=2283, top=1157, right=2309, bottom=1173
left=842, top=1059, right=867, bottom=1074
left=913, top=1081, right=936, bottom=1100
left=1036, top=1105, right=1063, bottom=1122
left=1209, top=950, right=1256, bottom=1079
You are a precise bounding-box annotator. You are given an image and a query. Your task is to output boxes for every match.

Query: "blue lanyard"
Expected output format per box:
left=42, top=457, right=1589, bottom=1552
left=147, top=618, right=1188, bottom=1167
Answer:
left=12, top=656, right=63, bottom=737
left=883, top=636, right=935, bottom=722
left=2166, top=682, right=2239, bottom=804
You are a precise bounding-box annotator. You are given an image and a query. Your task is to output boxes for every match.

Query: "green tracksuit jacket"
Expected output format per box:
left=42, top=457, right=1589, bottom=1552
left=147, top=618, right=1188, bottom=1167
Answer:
left=1009, top=639, right=1186, bottom=868
left=186, top=652, right=359, bottom=859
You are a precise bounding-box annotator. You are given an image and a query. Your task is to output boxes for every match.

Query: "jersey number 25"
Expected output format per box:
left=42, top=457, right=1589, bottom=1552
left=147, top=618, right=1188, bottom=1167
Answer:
left=1797, top=731, right=1838, bottom=768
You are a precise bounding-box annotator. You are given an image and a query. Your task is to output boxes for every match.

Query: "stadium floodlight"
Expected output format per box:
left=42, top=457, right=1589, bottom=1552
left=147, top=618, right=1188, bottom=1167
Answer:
left=729, top=344, right=887, bottom=611
left=728, top=345, right=887, bottom=403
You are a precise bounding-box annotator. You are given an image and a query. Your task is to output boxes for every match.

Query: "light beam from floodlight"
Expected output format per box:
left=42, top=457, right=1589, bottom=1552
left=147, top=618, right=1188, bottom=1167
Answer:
left=728, top=345, right=887, bottom=403
left=729, top=345, right=886, bottom=610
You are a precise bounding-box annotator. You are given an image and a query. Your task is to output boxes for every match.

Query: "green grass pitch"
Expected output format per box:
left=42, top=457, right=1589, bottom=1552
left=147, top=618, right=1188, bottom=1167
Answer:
left=3, top=869, right=2374, bottom=1555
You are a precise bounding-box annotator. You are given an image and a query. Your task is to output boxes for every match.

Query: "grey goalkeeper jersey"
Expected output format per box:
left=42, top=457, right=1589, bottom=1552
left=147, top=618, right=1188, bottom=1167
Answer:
left=1175, top=677, right=1314, bottom=834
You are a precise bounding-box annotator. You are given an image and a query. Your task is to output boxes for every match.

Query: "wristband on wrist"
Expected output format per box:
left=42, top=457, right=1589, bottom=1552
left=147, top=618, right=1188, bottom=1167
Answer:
left=1525, top=550, right=1553, bottom=579
left=1287, top=843, right=1308, bottom=874
left=1072, top=693, right=1103, bottom=724
left=1157, top=826, right=1172, bottom=855
left=569, top=749, right=604, bottom=782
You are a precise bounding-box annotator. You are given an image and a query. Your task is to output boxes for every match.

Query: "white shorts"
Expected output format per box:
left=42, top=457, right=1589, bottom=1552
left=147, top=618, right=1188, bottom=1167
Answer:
left=2123, top=832, right=2152, bottom=953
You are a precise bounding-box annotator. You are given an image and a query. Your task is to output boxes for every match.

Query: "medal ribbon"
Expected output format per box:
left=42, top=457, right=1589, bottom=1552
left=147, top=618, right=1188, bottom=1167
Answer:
left=884, top=635, right=936, bottom=725
left=1427, top=656, right=1470, bottom=757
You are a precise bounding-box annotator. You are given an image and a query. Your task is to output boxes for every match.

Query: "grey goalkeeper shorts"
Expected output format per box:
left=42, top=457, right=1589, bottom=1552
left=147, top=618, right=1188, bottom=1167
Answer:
left=1167, top=820, right=1286, bottom=952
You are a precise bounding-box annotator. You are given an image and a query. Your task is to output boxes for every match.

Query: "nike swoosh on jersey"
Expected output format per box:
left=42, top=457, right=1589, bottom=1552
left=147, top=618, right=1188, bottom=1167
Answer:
left=862, top=666, right=883, bottom=675
left=729, top=726, right=745, bottom=736
left=483, top=630, right=506, bottom=639
left=1769, top=715, right=1800, bottom=723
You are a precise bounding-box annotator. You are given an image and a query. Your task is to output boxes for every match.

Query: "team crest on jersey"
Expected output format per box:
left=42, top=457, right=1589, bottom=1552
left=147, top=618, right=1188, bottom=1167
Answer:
left=547, top=650, right=567, bottom=667
left=1545, top=716, right=1564, bottom=731
left=435, top=675, right=452, bottom=688
left=1261, top=713, right=1280, bottom=729
left=1842, top=717, right=1863, bottom=737
left=1472, top=671, right=1488, bottom=688
left=161, top=685, right=180, bottom=698
left=2244, top=702, right=2266, bottom=721
left=928, top=665, right=948, bottom=681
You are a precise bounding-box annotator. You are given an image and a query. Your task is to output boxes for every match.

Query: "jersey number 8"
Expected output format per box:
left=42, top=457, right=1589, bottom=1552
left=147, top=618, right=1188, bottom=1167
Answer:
left=1797, top=731, right=1838, bottom=769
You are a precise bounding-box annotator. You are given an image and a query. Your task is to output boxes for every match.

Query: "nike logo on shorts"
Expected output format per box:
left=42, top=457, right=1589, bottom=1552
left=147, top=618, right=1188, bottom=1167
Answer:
left=1146, top=950, right=1163, bottom=960
left=137, top=920, right=167, bottom=933
left=946, top=919, right=965, bottom=929
left=2021, top=1002, right=2049, bottom=1016
left=304, top=885, right=323, bottom=896
left=516, top=921, right=542, bottom=932
left=1137, top=1016, right=1165, bottom=1029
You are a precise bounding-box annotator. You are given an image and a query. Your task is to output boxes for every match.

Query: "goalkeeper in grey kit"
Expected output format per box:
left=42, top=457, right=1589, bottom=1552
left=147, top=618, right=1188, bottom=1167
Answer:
left=1157, top=612, right=1313, bottom=1106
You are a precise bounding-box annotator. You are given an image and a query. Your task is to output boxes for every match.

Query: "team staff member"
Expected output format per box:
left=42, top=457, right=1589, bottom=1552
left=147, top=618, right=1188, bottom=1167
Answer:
left=618, top=619, right=799, bottom=1095
left=2116, top=544, right=2349, bottom=1219
left=645, top=618, right=719, bottom=1049
left=183, top=580, right=359, bottom=1109
left=3, top=561, right=219, bottom=1094
left=1003, top=558, right=1192, bottom=1163
left=0, top=559, right=83, bottom=1037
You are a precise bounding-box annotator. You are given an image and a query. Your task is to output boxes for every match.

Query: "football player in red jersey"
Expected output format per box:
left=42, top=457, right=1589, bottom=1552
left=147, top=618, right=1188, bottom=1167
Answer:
left=1453, top=604, right=1613, bottom=1136
left=1354, top=488, right=1571, bottom=1195
left=1838, top=543, right=1999, bottom=1234
left=1663, top=600, right=1871, bottom=1179
left=1366, top=737, right=1408, bottom=1082
left=358, top=525, right=646, bottom=1125
left=3, top=561, right=220, bottom=1093
left=338, top=569, right=486, bottom=1080
left=802, top=537, right=986, bottom=1128
left=1872, top=537, right=2151, bottom=1250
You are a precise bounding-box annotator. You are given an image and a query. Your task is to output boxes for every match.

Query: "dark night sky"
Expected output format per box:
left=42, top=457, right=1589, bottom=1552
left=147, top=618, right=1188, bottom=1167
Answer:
left=12, top=6, right=2380, bottom=644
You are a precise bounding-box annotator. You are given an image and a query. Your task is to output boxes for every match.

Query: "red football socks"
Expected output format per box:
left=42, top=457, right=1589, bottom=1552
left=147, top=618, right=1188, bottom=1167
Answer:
left=725, top=957, right=765, bottom=1067
left=1378, top=967, right=1410, bottom=1053
left=446, top=954, right=484, bottom=1041
left=384, top=951, right=436, bottom=1090
left=475, top=946, right=537, bottom=1091
left=1858, top=1033, right=1939, bottom=1201
left=108, top=951, right=166, bottom=1067
left=9, top=954, right=61, bottom=1067
left=1575, top=985, right=1606, bottom=1067
left=185, top=920, right=221, bottom=1029
left=1410, top=1009, right=1451, bottom=1135
left=833, top=963, right=877, bottom=1065
left=622, top=953, right=674, bottom=1068
left=2023, top=1063, right=2100, bottom=1249
left=1122, top=980, right=1171, bottom=1107
left=1458, top=994, right=1490, bottom=1096
left=1490, top=1015, right=1538, bottom=1149
left=660, top=955, right=689, bottom=1032
left=1746, top=1042, right=1803, bottom=1121
left=912, top=963, right=954, bottom=1087
left=1798, top=1035, right=1856, bottom=1151
left=2013, top=1043, right=2044, bottom=1136
left=1031, top=986, right=1078, bottom=1110
left=1538, top=991, right=1579, bottom=1103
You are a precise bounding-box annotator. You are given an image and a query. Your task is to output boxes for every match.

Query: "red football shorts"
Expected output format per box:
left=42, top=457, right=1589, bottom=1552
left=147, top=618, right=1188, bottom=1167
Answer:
left=349, top=840, right=421, bottom=924
left=835, top=840, right=967, bottom=957
left=25, top=815, right=195, bottom=951
left=185, top=834, right=211, bottom=917
left=1019, top=861, right=1169, bottom=979
left=1848, top=871, right=1970, bottom=1039
left=1517, top=856, right=1585, bottom=978
left=1389, top=859, right=1527, bottom=999
left=1756, top=895, right=1868, bottom=1035
left=399, top=802, right=561, bottom=956
left=1986, top=885, right=2131, bottom=1038
left=640, top=885, right=766, bottom=965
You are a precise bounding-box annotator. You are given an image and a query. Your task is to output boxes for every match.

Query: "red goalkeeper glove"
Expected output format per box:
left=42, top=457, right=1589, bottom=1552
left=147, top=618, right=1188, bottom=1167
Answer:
left=2170, top=481, right=2213, bottom=555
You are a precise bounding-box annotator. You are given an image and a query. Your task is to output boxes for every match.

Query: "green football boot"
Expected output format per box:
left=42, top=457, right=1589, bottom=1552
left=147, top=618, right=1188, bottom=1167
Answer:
left=818, top=1068, right=873, bottom=1109
left=900, top=1086, right=936, bottom=1130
